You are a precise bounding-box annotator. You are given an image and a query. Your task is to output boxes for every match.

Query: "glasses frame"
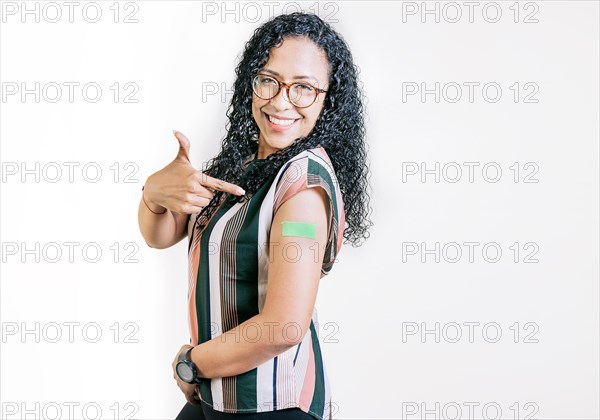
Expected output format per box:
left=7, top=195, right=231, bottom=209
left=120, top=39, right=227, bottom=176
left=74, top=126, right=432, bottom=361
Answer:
left=252, top=73, right=328, bottom=108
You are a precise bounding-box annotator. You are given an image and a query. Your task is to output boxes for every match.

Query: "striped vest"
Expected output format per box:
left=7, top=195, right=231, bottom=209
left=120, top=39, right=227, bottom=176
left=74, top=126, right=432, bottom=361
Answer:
left=186, top=145, right=345, bottom=419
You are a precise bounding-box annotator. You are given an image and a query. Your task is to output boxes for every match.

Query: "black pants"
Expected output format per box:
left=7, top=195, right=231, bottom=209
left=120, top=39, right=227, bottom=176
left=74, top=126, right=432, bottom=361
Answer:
left=176, top=401, right=315, bottom=420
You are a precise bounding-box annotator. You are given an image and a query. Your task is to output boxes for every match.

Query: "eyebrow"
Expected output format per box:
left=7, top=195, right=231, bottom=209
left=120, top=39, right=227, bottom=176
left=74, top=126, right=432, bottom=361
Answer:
left=259, top=68, right=319, bottom=83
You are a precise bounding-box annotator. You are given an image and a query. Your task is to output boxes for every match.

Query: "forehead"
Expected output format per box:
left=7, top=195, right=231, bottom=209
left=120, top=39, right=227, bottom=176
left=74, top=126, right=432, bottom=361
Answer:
left=261, top=36, right=329, bottom=81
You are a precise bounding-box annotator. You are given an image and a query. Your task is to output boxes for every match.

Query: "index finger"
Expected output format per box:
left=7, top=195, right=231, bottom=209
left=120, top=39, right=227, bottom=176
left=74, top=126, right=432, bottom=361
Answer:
left=197, top=172, right=245, bottom=196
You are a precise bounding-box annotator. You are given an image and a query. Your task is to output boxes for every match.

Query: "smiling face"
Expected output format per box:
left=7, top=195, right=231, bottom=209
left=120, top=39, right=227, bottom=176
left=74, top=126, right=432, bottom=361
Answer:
left=251, top=36, right=330, bottom=159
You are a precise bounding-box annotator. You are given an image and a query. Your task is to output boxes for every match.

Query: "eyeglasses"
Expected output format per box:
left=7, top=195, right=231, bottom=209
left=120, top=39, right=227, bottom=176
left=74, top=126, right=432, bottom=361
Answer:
left=252, top=73, right=327, bottom=108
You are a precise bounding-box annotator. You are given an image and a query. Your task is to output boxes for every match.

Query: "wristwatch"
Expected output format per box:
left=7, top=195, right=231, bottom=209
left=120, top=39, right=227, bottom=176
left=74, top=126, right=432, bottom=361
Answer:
left=176, top=346, right=205, bottom=384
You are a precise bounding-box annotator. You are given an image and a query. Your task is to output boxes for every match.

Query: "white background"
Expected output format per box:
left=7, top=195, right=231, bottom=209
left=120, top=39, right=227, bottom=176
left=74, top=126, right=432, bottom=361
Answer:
left=1, top=1, right=598, bottom=419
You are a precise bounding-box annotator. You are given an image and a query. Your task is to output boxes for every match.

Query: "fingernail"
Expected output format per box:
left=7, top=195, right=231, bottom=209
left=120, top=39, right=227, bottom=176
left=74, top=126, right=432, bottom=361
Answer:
left=173, top=130, right=178, bottom=135
left=237, top=188, right=246, bottom=195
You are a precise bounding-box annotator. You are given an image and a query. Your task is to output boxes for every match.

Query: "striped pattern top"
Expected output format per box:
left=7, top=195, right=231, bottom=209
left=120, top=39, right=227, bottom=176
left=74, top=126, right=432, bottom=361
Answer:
left=186, top=145, right=345, bottom=419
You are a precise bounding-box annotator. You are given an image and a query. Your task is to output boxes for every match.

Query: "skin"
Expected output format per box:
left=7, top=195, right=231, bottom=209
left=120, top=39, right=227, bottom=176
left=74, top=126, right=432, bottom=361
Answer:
left=141, top=36, right=332, bottom=405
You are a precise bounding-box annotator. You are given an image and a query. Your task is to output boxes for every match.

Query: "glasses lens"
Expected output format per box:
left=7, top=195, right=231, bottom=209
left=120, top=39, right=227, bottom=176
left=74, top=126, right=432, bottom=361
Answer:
left=289, top=83, right=317, bottom=107
left=253, top=75, right=279, bottom=99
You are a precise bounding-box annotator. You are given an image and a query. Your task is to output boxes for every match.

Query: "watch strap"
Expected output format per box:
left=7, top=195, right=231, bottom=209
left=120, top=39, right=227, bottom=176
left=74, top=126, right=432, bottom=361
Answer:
left=184, top=346, right=205, bottom=383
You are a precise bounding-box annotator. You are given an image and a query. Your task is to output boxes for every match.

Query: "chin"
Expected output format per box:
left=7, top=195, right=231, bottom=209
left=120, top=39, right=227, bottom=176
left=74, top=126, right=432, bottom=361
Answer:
left=266, top=138, right=296, bottom=150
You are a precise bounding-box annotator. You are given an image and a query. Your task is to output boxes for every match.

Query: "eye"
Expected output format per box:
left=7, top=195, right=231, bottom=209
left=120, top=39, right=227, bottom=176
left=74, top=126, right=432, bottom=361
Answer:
left=295, top=83, right=314, bottom=91
left=258, top=76, right=277, bottom=85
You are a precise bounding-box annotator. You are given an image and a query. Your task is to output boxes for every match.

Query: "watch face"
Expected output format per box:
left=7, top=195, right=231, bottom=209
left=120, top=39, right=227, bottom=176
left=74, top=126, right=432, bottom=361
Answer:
left=176, top=363, right=194, bottom=383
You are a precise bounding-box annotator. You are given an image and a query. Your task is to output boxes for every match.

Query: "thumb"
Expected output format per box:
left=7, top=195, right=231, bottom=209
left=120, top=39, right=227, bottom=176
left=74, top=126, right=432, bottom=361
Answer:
left=173, top=130, right=191, bottom=163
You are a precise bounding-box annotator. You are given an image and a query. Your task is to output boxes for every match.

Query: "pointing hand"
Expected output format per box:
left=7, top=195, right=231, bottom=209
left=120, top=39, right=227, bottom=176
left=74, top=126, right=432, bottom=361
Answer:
left=143, top=130, right=245, bottom=215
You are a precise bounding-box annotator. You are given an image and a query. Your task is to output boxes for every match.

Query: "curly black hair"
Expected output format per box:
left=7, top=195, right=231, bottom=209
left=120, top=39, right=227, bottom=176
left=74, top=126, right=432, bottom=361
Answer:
left=194, top=12, right=373, bottom=247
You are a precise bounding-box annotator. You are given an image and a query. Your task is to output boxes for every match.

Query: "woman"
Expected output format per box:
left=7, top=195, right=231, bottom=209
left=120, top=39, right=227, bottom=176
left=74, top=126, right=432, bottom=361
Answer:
left=138, top=12, right=372, bottom=420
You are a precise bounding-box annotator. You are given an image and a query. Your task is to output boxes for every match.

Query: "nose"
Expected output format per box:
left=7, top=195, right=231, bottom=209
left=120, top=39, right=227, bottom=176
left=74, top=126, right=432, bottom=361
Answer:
left=269, top=85, right=293, bottom=110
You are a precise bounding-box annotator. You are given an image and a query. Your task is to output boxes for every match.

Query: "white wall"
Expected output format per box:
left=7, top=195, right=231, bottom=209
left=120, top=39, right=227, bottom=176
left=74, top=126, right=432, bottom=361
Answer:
left=1, top=1, right=598, bottom=419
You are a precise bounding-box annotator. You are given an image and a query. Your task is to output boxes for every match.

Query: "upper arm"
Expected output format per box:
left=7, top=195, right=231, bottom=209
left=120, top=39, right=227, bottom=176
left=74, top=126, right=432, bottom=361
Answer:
left=171, top=211, right=191, bottom=246
left=261, top=185, right=331, bottom=342
left=160, top=212, right=190, bottom=249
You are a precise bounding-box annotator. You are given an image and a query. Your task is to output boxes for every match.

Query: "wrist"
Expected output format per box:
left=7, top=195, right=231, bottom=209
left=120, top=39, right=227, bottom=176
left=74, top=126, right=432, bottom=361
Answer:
left=188, top=346, right=206, bottom=380
left=176, top=344, right=206, bottom=384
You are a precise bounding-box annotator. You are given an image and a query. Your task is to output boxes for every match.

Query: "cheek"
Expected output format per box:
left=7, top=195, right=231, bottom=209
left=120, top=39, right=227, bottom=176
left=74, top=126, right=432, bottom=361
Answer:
left=251, top=102, right=263, bottom=125
left=252, top=97, right=268, bottom=119
left=301, top=108, right=322, bottom=129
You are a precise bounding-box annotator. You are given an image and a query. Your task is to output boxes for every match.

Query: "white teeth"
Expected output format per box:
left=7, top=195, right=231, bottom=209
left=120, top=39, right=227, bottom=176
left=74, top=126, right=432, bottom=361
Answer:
left=268, top=114, right=296, bottom=126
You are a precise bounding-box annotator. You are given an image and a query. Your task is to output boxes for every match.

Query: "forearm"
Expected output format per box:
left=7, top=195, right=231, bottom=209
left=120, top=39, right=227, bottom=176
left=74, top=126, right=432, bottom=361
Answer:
left=190, top=313, right=301, bottom=379
left=138, top=197, right=184, bottom=249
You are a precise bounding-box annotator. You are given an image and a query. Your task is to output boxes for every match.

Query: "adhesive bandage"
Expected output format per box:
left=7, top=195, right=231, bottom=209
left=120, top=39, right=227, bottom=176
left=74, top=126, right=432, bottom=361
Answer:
left=281, top=221, right=317, bottom=239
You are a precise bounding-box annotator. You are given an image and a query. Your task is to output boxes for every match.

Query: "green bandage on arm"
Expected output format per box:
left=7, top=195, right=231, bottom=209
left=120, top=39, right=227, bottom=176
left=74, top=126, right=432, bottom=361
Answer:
left=281, top=221, right=317, bottom=239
